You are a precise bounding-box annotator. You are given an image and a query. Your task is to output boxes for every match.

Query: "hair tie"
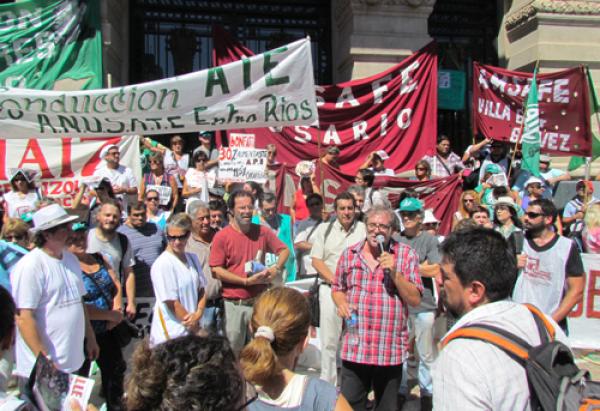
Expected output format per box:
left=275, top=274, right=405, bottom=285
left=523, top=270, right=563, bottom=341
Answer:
left=254, top=326, right=275, bottom=343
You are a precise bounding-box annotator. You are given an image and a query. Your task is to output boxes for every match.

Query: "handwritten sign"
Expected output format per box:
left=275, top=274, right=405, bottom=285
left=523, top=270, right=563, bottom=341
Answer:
left=218, top=148, right=268, bottom=183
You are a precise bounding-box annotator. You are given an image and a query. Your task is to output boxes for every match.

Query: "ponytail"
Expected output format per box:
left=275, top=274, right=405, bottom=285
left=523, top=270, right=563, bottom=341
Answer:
left=240, top=335, right=283, bottom=386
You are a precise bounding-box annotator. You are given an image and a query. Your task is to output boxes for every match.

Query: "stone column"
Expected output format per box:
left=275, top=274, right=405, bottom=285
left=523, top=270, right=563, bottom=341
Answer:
left=331, top=0, right=435, bottom=82
left=101, top=0, right=129, bottom=87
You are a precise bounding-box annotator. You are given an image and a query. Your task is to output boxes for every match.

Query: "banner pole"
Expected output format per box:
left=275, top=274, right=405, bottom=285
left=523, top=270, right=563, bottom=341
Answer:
left=585, top=66, right=598, bottom=180
left=106, top=72, right=112, bottom=88
left=507, top=60, right=539, bottom=180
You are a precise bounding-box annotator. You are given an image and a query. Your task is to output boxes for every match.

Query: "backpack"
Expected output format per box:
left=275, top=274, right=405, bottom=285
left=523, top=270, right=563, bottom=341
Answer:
left=442, top=304, right=600, bottom=411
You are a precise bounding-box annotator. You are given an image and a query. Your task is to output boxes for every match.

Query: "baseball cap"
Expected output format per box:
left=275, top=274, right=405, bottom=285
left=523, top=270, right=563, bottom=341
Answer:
left=100, top=144, right=119, bottom=159
left=525, top=176, right=543, bottom=187
left=484, top=163, right=502, bottom=174
left=399, top=197, right=423, bottom=212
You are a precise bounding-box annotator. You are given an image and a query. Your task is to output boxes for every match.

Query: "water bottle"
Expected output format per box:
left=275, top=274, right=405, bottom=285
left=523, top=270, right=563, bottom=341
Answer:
left=346, top=307, right=359, bottom=346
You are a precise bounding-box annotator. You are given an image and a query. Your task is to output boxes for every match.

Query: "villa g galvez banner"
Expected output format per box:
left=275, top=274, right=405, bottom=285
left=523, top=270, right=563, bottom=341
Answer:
left=473, top=63, right=592, bottom=156
left=214, top=33, right=438, bottom=174
left=0, top=38, right=318, bottom=138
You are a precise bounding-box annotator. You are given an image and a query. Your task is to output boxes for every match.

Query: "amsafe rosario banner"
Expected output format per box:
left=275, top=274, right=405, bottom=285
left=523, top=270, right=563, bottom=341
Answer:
left=473, top=63, right=592, bottom=156
left=213, top=28, right=438, bottom=175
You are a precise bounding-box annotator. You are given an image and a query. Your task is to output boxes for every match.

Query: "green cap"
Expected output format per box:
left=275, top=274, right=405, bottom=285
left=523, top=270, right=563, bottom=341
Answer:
left=20, top=211, right=33, bottom=223
left=399, top=197, right=423, bottom=212
left=485, top=163, right=502, bottom=174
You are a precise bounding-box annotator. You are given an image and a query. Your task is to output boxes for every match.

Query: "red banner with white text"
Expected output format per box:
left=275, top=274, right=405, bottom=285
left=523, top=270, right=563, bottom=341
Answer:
left=272, top=162, right=461, bottom=236
left=473, top=63, right=592, bottom=156
left=213, top=27, right=438, bottom=174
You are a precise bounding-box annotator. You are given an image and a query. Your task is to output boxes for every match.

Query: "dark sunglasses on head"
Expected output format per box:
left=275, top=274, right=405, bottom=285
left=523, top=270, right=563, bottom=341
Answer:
left=525, top=211, right=544, bottom=219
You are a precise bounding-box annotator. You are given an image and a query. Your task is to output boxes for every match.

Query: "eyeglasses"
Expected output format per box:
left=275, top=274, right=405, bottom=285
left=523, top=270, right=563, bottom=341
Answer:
left=416, top=167, right=427, bottom=171
left=463, top=199, right=475, bottom=203
left=366, top=222, right=391, bottom=230
left=525, top=211, right=544, bottom=219
left=5, top=235, right=25, bottom=242
left=146, top=196, right=159, bottom=202
left=167, top=232, right=190, bottom=242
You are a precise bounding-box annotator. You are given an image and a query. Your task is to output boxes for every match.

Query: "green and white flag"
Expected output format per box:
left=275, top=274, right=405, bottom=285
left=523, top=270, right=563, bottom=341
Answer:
left=0, top=0, right=102, bottom=90
left=521, top=68, right=541, bottom=177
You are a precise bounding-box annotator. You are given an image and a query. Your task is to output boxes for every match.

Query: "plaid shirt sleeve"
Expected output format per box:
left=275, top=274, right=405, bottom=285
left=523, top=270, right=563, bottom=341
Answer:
left=396, top=245, right=424, bottom=294
left=332, top=247, right=350, bottom=293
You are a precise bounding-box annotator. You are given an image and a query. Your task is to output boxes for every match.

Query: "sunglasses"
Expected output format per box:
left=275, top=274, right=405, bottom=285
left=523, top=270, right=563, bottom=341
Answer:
left=146, top=196, right=159, bottom=202
left=525, top=211, right=544, bottom=219
left=167, top=232, right=190, bottom=242
left=5, top=234, right=26, bottom=242
left=416, top=167, right=427, bottom=171
left=463, top=199, right=475, bottom=203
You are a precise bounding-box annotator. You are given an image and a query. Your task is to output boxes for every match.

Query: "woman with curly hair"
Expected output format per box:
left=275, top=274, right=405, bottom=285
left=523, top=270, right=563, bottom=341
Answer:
left=240, top=287, right=351, bottom=410
left=125, top=334, right=249, bottom=411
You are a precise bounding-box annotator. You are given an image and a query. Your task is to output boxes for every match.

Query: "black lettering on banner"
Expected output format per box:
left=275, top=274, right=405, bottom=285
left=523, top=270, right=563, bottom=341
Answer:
left=167, top=116, right=184, bottom=129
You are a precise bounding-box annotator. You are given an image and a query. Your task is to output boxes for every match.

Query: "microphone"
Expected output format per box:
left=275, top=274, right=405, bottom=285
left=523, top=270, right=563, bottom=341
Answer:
left=375, top=235, right=391, bottom=276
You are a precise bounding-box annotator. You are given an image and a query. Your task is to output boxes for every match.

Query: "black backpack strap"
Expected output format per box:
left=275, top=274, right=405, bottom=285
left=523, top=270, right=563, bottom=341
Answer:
left=522, top=303, right=555, bottom=344
left=442, top=323, right=532, bottom=366
left=117, top=232, right=129, bottom=280
left=323, top=219, right=336, bottom=242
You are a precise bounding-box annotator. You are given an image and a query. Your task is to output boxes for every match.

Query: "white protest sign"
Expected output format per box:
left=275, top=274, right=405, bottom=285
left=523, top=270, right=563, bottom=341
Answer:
left=567, top=253, right=600, bottom=349
left=146, top=184, right=172, bottom=206
left=218, top=147, right=268, bottom=183
left=229, top=132, right=256, bottom=148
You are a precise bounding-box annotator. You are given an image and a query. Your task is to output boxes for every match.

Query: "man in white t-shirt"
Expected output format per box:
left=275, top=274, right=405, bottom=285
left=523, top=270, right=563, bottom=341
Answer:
left=93, top=144, right=138, bottom=214
left=294, top=193, right=325, bottom=278
left=11, top=205, right=99, bottom=391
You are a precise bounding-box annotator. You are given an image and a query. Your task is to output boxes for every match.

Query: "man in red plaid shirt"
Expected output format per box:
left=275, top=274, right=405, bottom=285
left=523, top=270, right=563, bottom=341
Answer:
left=332, top=205, right=423, bottom=411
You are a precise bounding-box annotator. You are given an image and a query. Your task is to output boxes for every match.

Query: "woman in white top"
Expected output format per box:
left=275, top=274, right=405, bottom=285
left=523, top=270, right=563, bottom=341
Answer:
left=240, top=287, right=351, bottom=411
left=149, top=213, right=206, bottom=346
left=2, top=169, right=40, bottom=224
left=162, top=135, right=190, bottom=188
left=145, top=189, right=170, bottom=231
left=182, top=150, right=217, bottom=204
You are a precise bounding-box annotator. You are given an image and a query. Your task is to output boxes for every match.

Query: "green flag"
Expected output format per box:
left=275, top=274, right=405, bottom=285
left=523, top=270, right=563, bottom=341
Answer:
left=0, top=0, right=102, bottom=90
left=521, top=68, right=541, bottom=177
left=568, top=68, right=600, bottom=171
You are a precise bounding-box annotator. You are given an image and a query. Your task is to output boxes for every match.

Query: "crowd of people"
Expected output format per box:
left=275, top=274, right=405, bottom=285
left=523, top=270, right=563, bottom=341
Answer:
left=0, top=130, right=596, bottom=411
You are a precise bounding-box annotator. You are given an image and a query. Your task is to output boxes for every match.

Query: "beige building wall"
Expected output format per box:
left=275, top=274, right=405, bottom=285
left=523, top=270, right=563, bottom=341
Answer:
left=331, top=0, right=435, bottom=82
left=499, top=0, right=600, bottom=177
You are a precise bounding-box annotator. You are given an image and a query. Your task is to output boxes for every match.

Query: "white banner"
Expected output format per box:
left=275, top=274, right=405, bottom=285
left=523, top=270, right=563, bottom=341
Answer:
left=568, top=253, right=600, bottom=349
left=0, top=135, right=141, bottom=208
left=218, top=147, right=268, bottom=183
left=0, top=38, right=318, bottom=138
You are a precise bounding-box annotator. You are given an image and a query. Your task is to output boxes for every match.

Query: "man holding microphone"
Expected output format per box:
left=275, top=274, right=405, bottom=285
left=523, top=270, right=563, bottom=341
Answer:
left=332, top=205, right=422, bottom=411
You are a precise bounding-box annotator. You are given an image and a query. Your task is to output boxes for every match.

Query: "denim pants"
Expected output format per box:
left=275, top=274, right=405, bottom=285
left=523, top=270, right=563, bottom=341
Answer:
left=400, top=310, right=437, bottom=397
